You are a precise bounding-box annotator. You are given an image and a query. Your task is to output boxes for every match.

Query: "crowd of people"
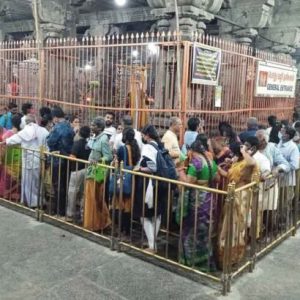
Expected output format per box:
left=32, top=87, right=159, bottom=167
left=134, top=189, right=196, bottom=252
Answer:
left=0, top=102, right=299, bottom=271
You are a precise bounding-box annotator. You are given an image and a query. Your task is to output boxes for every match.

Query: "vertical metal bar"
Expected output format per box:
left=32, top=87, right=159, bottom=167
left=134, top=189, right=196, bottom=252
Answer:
left=165, top=183, right=171, bottom=259
left=117, top=161, right=124, bottom=252
left=192, top=189, right=199, bottom=269
left=295, top=170, right=300, bottom=232
left=178, top=186, right=185, bottom=263
left=222, top=184, right=233, bottom=296
left=141, top=176, right=146, bottom=248
left=180, top=41, right=190, bottom=144
left=110, top=162, right=117, bottom=250
left=153, top=179, right=159, bottom=252
left=57, top=156, right=62, bottom=216
left=250, top=174, right=259, bottom=272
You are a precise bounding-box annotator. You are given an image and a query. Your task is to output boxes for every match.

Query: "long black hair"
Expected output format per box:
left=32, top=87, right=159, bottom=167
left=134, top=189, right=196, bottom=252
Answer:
left=141, top=124, right=163, bottom=147
left=122, top=127, right=141, bottom=165
left=269, top=121, right=281, bottom=144
left=190, top=139, right=213, bottom=187
left=230, top=142, right=243, bottom=159
left=40, top=114, right=53, bottom=128
left=11, top=113, right=22, bottom=131
left=196, top=133, right=209, bottom=151
left=219, top=121, right=238, bottom=145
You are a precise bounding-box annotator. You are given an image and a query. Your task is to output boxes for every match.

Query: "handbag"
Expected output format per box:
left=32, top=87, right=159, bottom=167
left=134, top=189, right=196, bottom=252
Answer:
left=87, top=159, right=107, bottom=183
left=109, top=145, right=133, bottom=196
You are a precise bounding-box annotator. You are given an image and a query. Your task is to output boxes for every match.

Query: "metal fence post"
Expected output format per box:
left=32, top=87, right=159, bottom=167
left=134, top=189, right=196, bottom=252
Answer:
left=222, top=182, right=235, bottom=295
left=180, top=41, right=190, bottom=144
left=250, top=173, right=260, bottom=272
left=116, top=161, right=124, bottom=253
left=110, top=161, right=119, bottom=251
left=293, top=169, right=300, bottom=236
left=36, top=146, right=45, bottom=222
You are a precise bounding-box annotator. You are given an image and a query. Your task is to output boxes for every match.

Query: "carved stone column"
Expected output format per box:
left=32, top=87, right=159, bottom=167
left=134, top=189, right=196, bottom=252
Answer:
left=0, top=0, right=33, bottom=41
left=219, top=0, right=274, bottom=45
left=147, top=0, right=224, bottom=36
left=34, top=0, right=88, bottom=42
left=257, top=0, right=300, bottom=55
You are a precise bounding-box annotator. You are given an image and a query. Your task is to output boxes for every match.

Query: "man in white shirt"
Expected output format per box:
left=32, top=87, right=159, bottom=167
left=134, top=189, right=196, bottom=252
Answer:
left=244, top=136, right=271, bottom=239
left=5, top=114, right=49, bottom=208
left=162, top=117, right=182, bottom=164
left=256, top=129, right=291, bottom=239
left=103, top=112, right=117, bottom=140
left=277, top=126, right=299, bottom=227
left=20, top=102, right=35, bottom=129
left=277, top=126, right=299, bottom=186
left=113, top=115, right=143, bottom=152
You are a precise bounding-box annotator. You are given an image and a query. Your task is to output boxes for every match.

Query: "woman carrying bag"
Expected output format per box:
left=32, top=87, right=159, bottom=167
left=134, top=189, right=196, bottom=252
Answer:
left=111, top=128, right=141, bottom=236
left=84, top=117, right=113, bottom=232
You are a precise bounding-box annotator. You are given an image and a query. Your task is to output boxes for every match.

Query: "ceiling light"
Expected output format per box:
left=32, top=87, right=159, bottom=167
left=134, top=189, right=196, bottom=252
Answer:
left=115, top=0, right=126, bottom=6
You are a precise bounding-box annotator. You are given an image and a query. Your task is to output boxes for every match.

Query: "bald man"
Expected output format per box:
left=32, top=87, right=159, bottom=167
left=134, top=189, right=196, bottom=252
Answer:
left=162, top=117, right=183, bottom=163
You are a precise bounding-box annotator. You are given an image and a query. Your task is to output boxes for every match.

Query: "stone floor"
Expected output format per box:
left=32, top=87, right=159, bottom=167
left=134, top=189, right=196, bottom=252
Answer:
left=1, top=205, right=300, bottom=300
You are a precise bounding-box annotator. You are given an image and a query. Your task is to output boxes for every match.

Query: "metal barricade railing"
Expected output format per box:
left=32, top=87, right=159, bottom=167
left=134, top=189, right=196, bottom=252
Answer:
left=295, top=169, right=300, bottom=227
left=0, top=145, right=300, bottom=295
left=254, top=172, right=299, bottom=259
left=40, top=150, right=115, bottom=244
left=113, top=163, right=229, bottom=291
left=214, top=178, right=259, bottom=292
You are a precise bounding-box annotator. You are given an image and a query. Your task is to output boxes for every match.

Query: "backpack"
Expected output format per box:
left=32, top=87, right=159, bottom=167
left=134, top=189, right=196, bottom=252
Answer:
left=149, top=142, right=178, bottom=182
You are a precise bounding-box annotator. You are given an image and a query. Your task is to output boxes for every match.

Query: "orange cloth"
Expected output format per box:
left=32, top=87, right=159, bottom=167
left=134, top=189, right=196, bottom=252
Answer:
left=83, top=179, right=111, bottom=231
left=218, top=159, right=258, bottom=268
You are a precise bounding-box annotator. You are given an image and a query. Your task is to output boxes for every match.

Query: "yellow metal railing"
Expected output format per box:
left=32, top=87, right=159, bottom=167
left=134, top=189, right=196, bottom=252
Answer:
left=0, top=146, right=299, bottom=295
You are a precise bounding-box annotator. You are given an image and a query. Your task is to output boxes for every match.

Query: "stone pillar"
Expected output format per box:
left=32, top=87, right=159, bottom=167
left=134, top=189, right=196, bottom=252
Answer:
left=34, top=0, right=87, bottom=42
left=218, top=0, right=274, bottom=45
left=257, top=0, right=300, bottom=55
left=147, top=0, right=224, bottom=36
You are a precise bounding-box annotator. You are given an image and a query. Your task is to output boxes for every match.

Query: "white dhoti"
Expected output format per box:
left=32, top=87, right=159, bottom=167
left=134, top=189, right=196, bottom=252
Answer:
left=21, top=167, right=40, bottom=208
left=259, top=181, right=279, bottom=211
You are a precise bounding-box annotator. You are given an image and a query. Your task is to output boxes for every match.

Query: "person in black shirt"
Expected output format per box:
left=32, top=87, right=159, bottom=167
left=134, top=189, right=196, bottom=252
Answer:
left=66, top=126, right=91, bottom=222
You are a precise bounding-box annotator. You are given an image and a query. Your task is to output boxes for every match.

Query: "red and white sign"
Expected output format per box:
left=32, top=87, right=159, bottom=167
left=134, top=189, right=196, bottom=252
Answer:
left=255, top=61, right=297, bottom=98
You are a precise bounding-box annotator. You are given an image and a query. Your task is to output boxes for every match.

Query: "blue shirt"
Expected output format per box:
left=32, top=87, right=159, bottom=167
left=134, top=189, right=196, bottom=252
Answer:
left=277, top=140, right=299, bottom=186
left=5, top=112, right=12, bottom=130
left=47, top=121, right=75, bottom=155
left=239, top=129, right=257, bottom=143
left=261, top=143, right=290, bottom=173
left=181, top=131, right=198, bottom=155
left=0, top=114, right=7, bottom=128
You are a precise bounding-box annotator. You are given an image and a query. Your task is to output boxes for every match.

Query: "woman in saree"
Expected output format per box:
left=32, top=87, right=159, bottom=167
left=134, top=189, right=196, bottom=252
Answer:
left=84, top=117, right=113, bottom=232
left=0, top=114, right=22, bottom=202
left=218, top=142, right=258, bottom=267
left=112, top=127, right=141, bottom=236
left=176, top=139, right=218, bottom=272
left=208, top=132, right=233, bottom=250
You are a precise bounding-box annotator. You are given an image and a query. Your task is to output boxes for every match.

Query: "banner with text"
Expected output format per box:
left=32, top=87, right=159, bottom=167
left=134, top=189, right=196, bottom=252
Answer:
left=255, top=61, right=297, bottom=98
left=191, top=43, right=221, bottom=86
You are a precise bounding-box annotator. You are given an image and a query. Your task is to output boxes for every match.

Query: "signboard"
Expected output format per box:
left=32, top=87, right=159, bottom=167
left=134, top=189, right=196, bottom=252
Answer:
left=255, top=61, right=297, bottom=98
left=191, top=43, right=222, bottom=86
